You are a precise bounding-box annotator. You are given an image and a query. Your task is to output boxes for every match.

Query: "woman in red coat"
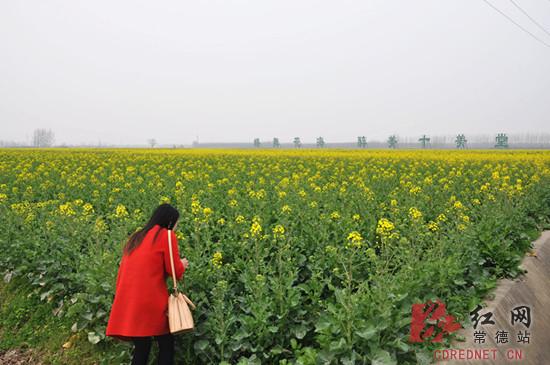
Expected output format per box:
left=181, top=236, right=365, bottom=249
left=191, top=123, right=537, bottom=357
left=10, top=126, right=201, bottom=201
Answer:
left=106, top=203, right=189, bottom=365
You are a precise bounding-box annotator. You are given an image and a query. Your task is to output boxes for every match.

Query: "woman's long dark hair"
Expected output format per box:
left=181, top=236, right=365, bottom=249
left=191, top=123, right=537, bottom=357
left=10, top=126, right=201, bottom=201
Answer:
left=123, top=203, right=180, bottom=256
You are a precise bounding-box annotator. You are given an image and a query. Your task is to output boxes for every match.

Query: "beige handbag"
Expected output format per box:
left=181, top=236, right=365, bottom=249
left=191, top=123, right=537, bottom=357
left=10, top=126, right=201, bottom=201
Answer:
left=166, top=229, right=196, bottom=334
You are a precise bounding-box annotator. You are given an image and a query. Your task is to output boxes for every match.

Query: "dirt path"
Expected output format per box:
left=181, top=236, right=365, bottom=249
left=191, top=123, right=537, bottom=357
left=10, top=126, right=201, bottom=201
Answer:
left=0, top=348, right=44, bottom=365
left=438, top=230, right=550, bottom=364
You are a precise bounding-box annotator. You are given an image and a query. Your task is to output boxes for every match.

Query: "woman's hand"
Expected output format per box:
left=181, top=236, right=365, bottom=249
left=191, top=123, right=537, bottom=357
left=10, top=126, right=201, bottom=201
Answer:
left=181, top=257, right=189, bottom=270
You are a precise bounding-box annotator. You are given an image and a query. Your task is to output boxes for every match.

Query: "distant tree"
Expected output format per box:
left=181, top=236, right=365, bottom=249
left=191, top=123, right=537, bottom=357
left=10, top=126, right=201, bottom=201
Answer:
left=418, top=135, right=430, bottom=149
left=455, top=134, right=467, bottom=149
left=32, top=128, right=55, bottom=147
left=293, top=137, right=302, bottom=148
left=388, top=135, right=398, bottom=149
left=273, top=137, right=280, bottom=148
left=316, top=137, right=325, bottom=148
left=148, top=138, right=157, bottom=148
left=0, top=140, right=25, bottom=147
left=253, top=138, right=261, bottom=147
left=357, top=136, right=367, bottom=148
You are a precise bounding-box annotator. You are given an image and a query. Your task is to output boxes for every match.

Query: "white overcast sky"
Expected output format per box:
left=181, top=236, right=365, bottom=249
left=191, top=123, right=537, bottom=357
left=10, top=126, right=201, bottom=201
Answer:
left=1, top=0, right=549, bottom=145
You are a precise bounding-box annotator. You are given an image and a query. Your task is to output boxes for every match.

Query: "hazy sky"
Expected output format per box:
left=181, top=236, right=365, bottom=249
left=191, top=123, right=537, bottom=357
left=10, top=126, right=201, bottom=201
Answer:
left=1, top=0, right=549, bottom=145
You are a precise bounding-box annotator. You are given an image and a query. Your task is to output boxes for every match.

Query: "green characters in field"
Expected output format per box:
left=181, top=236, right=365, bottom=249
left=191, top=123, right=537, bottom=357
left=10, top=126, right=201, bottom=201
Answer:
left=357, top=136, right=367, bottom=148
left=316, top=137, right=325, bottom=148
left=388, top=135, right=398, bottom=149
left=455, top=134, right=467, bottom=149
left=419, top=135, right=430, bottom=149
left=495, top=133, right=509, bottom=149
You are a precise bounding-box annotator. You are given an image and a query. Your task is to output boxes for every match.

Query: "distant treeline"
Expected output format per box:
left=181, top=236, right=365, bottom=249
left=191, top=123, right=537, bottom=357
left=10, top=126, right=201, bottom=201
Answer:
left=2, top=133, right=550, bottom=149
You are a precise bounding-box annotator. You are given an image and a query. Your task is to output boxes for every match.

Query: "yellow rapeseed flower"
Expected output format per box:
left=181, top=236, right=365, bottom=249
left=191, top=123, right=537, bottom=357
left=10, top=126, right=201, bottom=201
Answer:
left=115, top=204, right=128, bottom=218
left=427, top=221, right=439, bottom=232
left=250, top=221, right=262, bottom=237
left=346, top=231, right=364, bottom=249
left=83, top=203, right=94, bottom=215
left=436, top=213, right=447, bottom=222
left=94, top=218, right=107, bottom=233
left=376, top=218, right=395, bottom=237
left=211, top=251, right=223, bottom=269
left=330, top=211, right=341, bottom=220
left=408, top=207, right=422, bottom=220
left=409, top=186, right=422, bottom=195
left=59, top=203, right=76, bottom=216
left=272, top=224, right=285, bottom=238
left=191, top=200, right=201, bottom=214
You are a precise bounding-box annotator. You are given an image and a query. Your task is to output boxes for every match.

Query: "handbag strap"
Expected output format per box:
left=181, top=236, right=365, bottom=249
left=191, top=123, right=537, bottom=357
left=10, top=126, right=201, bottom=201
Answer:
left=167, top=229, right=180, bottom=293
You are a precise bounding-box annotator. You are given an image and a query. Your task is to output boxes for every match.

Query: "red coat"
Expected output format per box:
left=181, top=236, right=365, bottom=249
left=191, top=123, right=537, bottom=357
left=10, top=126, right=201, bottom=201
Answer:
left=106, top=224, right=185, bottom=341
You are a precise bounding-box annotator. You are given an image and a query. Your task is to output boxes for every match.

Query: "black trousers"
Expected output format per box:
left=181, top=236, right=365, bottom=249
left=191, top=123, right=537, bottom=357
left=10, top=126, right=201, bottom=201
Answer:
left=131, top=333, right=175, bottom=365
